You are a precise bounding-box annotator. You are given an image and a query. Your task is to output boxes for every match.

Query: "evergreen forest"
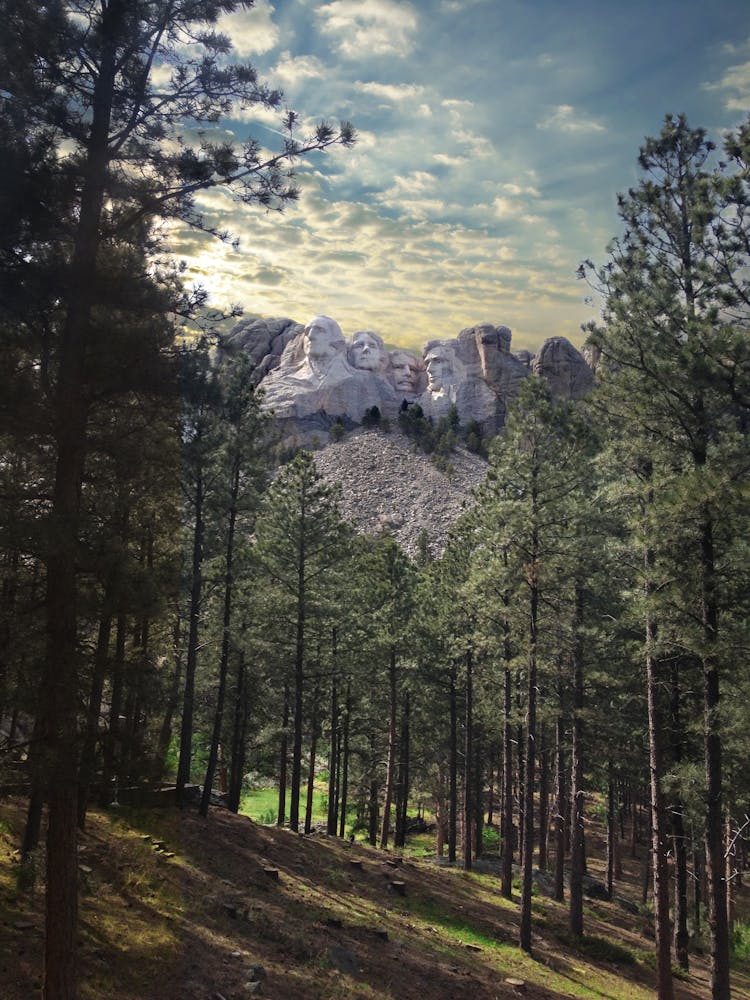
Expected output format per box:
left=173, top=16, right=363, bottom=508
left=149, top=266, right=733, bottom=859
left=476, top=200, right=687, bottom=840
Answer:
left=1, top=4, right=749, bottom=1000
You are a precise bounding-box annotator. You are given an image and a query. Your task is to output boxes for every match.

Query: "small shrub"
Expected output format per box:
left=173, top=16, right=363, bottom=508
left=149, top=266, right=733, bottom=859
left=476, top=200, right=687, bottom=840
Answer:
left=329, top=421, right=345, bottom=442
left=482, top=826, right=500, bottom=852
left=362, top=405, right=381, bottom=427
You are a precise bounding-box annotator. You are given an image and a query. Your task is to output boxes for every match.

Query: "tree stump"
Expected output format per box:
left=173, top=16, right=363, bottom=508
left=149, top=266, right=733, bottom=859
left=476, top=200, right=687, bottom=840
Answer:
left=390, top=880, right=406, bottom=896
left=263, top=867, right=280, bottom=881
left=349, top=859, right=363, bottom=871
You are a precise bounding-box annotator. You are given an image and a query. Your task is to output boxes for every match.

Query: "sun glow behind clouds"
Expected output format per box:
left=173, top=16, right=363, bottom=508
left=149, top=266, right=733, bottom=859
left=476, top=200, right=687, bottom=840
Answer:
left=169, top=0, right=750, bottom=353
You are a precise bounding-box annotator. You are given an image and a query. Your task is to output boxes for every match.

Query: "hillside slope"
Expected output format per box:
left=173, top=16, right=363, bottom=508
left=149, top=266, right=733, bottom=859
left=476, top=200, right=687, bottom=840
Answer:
left=2, top=798, right=748, bottom=999
left=313, top=427, right=487, bottom=557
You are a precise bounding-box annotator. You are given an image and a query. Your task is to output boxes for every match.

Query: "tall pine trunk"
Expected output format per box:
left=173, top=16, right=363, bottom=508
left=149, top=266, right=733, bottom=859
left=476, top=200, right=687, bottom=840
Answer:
left=699, top=511, right=730, bottom=1000
left=338, top=681, right=351, bottom=839
left=569, top=583, right=586, bottom=938
left=645, top=544, right=674, bottom=1000
left=380, top=646, right=398, bottom=848
left=553, top=704, right=565, bottom=902
left=176, top=468, right=204, bottom=802
left=304, top=681, right=319, bottom=834
left=519, top=517, right=539, bottom=954
left=277, top=684, right=289, bottom=826
left=463, top=649, right=473, bottom=871
left=77, top=613, right=111, bottom=828
left=448, top=663, right=458, bottom=864
left=327, top=655, right=338, bottom=835
left=200, top=458, right=240, bottom=817
left=227, top=649, right=247, bottom=813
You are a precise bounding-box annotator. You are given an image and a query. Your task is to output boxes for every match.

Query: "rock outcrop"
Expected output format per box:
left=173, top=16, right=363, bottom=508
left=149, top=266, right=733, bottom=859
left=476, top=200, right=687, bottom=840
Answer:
left=220, top=315, right=591, bottom=443
left=216, top=316, right=303, bottom=382
left=532, top=336, right=594, bottom=399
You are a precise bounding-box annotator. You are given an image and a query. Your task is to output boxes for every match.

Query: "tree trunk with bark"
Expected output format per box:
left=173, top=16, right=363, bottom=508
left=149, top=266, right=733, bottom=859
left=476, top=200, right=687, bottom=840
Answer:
left=380, top=647, right=398, bottom=848
left=448, top=663, right=458, bottom=864
left=463, top=649, right=474, bottom=871
left=200, top=458, right=240, bottom=818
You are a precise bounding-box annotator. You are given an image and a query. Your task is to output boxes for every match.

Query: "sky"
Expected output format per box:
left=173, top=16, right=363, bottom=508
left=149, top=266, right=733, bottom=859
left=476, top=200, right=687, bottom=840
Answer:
left=172, top=0, right=750, bottom=355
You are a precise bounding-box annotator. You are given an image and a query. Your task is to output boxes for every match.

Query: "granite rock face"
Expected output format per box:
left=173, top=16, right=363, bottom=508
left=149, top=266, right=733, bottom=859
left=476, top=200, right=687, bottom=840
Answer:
left=216, top=317, right=303, bottom=383
left=532, top=336, right=594, bottom=399
left=221, top=315, right=591, bottom=436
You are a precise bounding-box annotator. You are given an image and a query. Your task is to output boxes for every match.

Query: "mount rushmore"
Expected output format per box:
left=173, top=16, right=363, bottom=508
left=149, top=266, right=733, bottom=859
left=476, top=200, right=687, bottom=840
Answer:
left=218, top=314, right=594, bottom=438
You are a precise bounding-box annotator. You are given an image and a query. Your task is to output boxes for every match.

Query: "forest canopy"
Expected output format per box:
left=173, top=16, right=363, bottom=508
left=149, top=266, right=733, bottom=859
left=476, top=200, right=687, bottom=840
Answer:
left=1, top=6, right=749, bottom=997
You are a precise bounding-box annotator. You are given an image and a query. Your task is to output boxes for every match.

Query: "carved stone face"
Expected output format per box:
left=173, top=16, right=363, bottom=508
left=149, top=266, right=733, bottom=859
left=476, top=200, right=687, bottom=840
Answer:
left=303, top=316, right=345, bottom=375
left=349, top=331, right=387, bottom=373
left=389, top=351, right=422, bottom=393
left=424, top=342, right=458, bottom=392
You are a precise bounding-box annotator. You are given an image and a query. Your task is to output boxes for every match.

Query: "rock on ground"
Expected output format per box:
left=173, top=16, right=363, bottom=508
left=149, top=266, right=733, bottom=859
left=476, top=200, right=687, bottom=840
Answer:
left=312, top=427, right=488, bottom=558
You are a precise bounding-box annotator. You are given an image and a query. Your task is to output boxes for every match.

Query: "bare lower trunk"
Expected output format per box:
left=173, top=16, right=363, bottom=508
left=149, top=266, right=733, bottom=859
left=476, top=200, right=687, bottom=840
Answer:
left=304, top=682, right=319, bottom=834
left=395, top=690, right=410, bottom=848
left=227, top=650, right=247, bottom=813
left=569, top=584, right=585, bottom=939
left=538, top=729, right=549, bottom=872
left=200, top=462, right=240, bottom=818
left=606, top=762, right=615, bottom=900
left=327, top=660, right=338, bottom=835
left=448, top=663, right=458, bottom=864
left=501, top=662, right=514, bottom=898
left=463, top=649, right=473, bottom=871
left=338, top=682, right=351, bottom=839
left=519, top=562, right=538, bottom=955
left=78, top=614, right=112, bottom=828
left=380, top=647, right=398, bottom=848
left=553, top=709, right=565, bottom=902
left=177, top=473, right=204, bottom=803
left=277, top=685, right=289, bottom=826
left=646, top=602, right=674, bottom=1000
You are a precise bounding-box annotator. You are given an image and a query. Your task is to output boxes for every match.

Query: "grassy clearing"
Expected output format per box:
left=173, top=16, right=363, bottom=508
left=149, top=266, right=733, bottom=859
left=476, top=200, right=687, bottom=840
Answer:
left=240, top=783, right=336, bottom=828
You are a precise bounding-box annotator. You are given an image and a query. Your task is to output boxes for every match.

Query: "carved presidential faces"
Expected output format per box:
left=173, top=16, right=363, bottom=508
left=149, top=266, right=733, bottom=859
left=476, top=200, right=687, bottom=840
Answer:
left=303, top=315, right=346, bottom=376
left=423, top=339, right=460, bottom=393
left=348, top=330, right=388, bottom=373
left=388, top=350, right=423, bottom=395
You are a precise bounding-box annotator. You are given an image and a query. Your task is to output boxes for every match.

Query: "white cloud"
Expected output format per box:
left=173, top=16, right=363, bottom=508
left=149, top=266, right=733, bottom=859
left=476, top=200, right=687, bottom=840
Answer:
left=433, top=153, right=467, bottom=167
left=502, top=182, right=540, bottom=197
left=442, top=98, right=474, bottom=124
left=230, top=101, right=288, bottom=127
left=355, top=80, right=425, bottom=102
left=379, top=171, right=438, bottom=200
left=150, top=63, right=174, bottom=89
left=493, top=196, right=522, bottom=219
left=454, top=128, right=494, bottom=157
left=271, top=50, right=326, bottom=84
left=703, top=51, right=750, bottom=111
left=440, top=0, right=487, bottom=10
left=417, top=103, right=433, bottom=118
left=215, top=0, right=280, bottom=56
left=316, top=0, right=418, bottom=58
left=536, top=104, right=606, bottom=134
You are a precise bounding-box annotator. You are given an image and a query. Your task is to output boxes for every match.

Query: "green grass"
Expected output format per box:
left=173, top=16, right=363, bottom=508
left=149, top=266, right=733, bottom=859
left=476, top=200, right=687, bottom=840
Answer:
left=240, top=785, right=330, bottom=826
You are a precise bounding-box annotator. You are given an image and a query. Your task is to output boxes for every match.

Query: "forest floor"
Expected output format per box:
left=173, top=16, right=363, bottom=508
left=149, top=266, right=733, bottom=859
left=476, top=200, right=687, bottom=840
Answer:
left=1, top=796, right=749, bottom=999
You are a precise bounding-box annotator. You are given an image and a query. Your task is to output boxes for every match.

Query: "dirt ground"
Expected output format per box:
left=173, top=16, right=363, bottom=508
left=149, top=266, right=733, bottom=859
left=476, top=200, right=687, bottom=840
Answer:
left=1, top=797, right=749, bottom=999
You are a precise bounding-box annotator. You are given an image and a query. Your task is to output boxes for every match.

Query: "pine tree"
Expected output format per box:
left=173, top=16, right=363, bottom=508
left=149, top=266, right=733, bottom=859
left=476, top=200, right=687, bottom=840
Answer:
left=584, top=114, right=750, bottom=999
left=254, top=452, right=349, bottom=832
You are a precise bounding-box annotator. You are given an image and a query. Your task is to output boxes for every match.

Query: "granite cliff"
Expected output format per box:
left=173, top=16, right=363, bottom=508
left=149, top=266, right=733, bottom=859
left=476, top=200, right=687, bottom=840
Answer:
left=219, top=315, right=593, bottom=443
left=219, top=316, right=593, bottom=554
